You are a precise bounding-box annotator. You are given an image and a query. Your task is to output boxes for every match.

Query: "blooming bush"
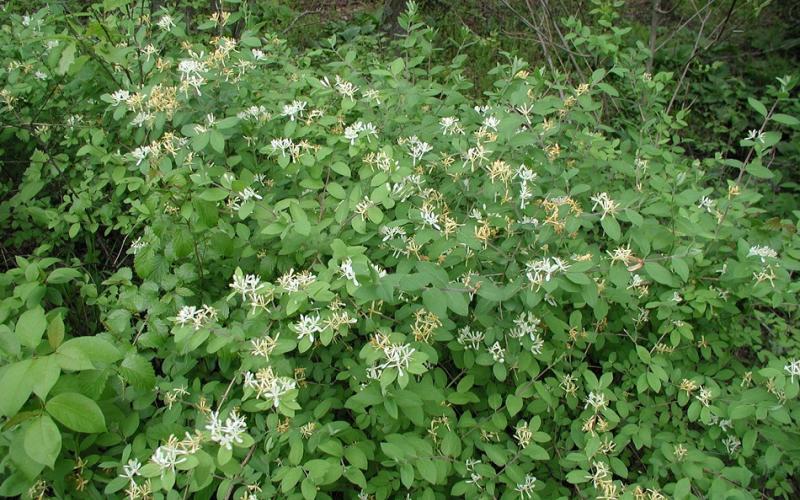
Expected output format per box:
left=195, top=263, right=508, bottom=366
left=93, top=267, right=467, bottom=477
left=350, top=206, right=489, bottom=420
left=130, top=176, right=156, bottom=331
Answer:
left=1, top=2, right=800, bottom=499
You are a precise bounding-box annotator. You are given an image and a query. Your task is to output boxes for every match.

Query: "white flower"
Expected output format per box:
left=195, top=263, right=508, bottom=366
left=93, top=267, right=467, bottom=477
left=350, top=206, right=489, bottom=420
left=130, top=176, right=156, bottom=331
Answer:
left=229, top=273, right=264, bottom=302
left=333, top=76, right=359, bottom=99
left=151, top=443, right=188, bottom=472
left=407, top=136, right=432, bottom=165
left=292, top=313, right=323, bottom=342
left=243, top=367, right=297, bottom=408
left=698, top=196, right=715, bottom=213
left=174, top=304, right=217, bottom=330
left=131, top=145, right=152, bottom=166
left=723, top=435, right=741, bottom=456
left=482, top=115, right=500, bottom=131
left=457, top=326, right=485, bottom=350
left=157, top=15, right=176, bottom=31
left=382, top=343, right=415, bottom=376
left=419, top=205, right=441, bottom=230
left=120, top=458, right=142, bottom=480
left=489, top=341, right=505, bottom=363
left=748, top=245, right=777, bottom=262
left=110, top=89, right=131, bottom=106
left=34, top=71, right=47, bottom=81
left=785, top=359, right=800, bottom=383
left=340, top=258, right=360, bottom=287
left=583, top=391, right=608, bottom=412
left=529, top=333, right=544, bottom=355
left=129, top=236, right=147, bottom=254
left=237, top=187, right=262, bottom=202
left=281, top=100, right=307, bottom=121
left=590, top=192, right=620, bottom=220
left=514, top=474, right=537, bottom=499
left=439, top=116, right=463, bottom=135
left=206, top=409, right=247, bottom=450
left=744, top=129, right=765, bottom=143
left=695, top=386, right=713, bottom=407
left=271, top=138, right=294, bottom=156
left=130, top=111, right=153, bottom=128
left=251, top=48, right=267, bottom=61
left=525, top=257, right=570, bottom=286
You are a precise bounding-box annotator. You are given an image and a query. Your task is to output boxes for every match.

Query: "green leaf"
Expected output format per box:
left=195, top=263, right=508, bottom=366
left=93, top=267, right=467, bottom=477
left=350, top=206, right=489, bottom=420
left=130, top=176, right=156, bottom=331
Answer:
left=15, top=306, right=47, bottom=349
left=45, top=392, right=107, bottom=433
left=747, top=97, right=767, bottom=117
left=281, top=467, right=304, bottom=493
left=506, top=394, right=523, bottom=417
left=390, top=57, right=405, bottom=76
left=566, top=470, right=589, bottom=484
left=24, top=416, right=61, bottom=468
left=46, top=268, right=82, bottom=284
left=601, top=216, right=621, bottom=241
left=57, top=43, right=76, bottom=75
left=772, top=113, right=799, bottom=126
left=199, top=188, right=229, bottom=202
left=30, top=356, right=60, bottom=400
left=56, top=336, right=122, bottom=371
left=47, top=314, right=64, bottom=349
left=644, top=261, right=673, bottom=286
left=0, top=360, right=34, bottom=417
left=119, top=353, right=156, bottom=390
left=746, top=159, right=773, bottom=179
left=209, top=130, right=225, bottom=153
left=344, top=446, right=368, bottom=469
left=674, top=478, right=691, bottom=499
left=417, top=458, right=437, bottom=484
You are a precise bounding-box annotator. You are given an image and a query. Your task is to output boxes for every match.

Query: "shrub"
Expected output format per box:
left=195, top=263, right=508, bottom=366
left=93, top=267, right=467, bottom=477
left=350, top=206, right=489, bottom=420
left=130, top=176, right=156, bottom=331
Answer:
left=1, top=2, right=799, bottom=499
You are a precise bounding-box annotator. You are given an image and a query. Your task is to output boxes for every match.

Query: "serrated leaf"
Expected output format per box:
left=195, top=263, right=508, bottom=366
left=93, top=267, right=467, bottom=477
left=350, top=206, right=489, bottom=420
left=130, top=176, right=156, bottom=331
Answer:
left=120, top=353, right=156, bottom=390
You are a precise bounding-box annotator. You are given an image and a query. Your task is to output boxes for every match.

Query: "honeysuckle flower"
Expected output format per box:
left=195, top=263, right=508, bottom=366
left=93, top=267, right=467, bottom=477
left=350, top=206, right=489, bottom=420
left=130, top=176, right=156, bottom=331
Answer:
left=229, top=273, right=264, bottom=301
left=439, top=116, right=463, bottom=135
left=457, top=326, right=485, bottom=349
left=244, top=368, right=297, bottom=408
left=206, top=410, right=247, bottom=450
left=419, top=205, right=441, bottom=230
left=407, top=136, right=432, bottom=165
left=698, top=196, right=715, bottom=213
left=515, top=474, right=537, bottom=499
left=785, top=359, right=800, bottom=383
left=590, top=192, right=620, bottom=220
left=120, top=458, right=142, bottom=480
left=583, top=391, right=608, bottom=412
left=340, top=258, right=359, bottom=287
left=489, top=341, right=505, bottom=363
left=723, top=435, right=741, bottom=455
left=110, top=89, right=131, bottom=106
left=151, top=440, right=189, bottom=473
left=381, top=343, right=415, bottom=376
left=744, top=129, right=765, bottom=143
left=748, top=245, right=777, bottom=262
left=695, top=386, right=713, bottom=407
left=292, top=313, right=323, bottom=342
left=482, top=115, right=500, bottom=131
left=281, top=100, right=307, bottom=121
left=156, top=14, right=175, bottom=31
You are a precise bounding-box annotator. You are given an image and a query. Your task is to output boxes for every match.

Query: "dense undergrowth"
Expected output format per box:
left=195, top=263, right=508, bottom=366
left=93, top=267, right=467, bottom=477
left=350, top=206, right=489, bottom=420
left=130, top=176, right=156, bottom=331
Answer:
left=1, top=1, right=799, bottom=499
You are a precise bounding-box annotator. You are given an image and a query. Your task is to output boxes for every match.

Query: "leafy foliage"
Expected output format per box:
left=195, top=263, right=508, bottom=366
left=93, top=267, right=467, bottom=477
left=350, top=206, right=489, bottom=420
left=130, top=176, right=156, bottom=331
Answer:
left=1, top=2, right=799, bottom=499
